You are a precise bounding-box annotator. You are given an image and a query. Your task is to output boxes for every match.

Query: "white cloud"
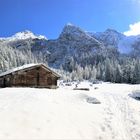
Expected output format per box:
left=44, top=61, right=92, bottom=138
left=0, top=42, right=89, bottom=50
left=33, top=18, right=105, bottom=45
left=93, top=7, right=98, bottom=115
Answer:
left=124, top=21, right=140, bottom=36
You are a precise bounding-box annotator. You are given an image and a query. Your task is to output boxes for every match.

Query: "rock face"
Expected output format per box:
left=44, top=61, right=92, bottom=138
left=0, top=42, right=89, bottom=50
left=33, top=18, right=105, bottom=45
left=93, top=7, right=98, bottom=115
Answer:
left=44, top=24, right=104, bottom=67
left=89, top=29, right=140, bottom=55
left=91, top=29, right=125, bottom=47
left=59, top=24, right=101, bottom=44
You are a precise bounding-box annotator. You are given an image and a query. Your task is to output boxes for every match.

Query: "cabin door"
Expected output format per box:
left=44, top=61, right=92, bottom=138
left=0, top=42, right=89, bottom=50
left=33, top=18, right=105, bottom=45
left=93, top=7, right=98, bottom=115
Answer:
left=3, top=78, right=6, bottom=87
left=37, top=72, right=39, bottom=86
left=4, top=77, right=11, bottom=87
left=47, top=77, right=52, bottom=85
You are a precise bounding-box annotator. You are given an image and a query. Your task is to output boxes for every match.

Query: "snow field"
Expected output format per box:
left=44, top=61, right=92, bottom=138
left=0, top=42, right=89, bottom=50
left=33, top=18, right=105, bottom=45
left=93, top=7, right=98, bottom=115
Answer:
left=0, top=82, right=140, bottom=140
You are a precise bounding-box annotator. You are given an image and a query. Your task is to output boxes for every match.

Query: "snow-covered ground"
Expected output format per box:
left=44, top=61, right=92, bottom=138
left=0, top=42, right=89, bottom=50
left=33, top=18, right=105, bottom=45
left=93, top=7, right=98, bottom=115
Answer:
left=0, top=82, right=140, bottom=140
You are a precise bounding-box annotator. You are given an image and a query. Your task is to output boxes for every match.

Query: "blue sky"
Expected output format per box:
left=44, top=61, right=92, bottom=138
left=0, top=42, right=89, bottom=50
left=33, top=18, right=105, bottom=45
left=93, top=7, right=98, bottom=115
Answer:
left=0, top=0, right=140, bottom=39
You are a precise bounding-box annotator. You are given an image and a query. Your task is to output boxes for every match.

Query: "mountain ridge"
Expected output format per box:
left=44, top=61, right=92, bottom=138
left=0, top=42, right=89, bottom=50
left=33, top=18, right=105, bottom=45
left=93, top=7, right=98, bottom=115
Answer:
left=0, top=24, right=140, bottom=83
left=0, top=24, right=140, bottom=67
left=1, top=24, right=140, bottom=55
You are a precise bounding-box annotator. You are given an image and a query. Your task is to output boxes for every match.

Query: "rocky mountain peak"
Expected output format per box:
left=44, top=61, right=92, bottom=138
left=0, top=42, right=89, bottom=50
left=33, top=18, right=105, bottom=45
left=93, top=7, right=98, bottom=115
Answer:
left=59, top=23, right=85, bottom=38
left=59, top=23, right=101, bottom=45
left=91, top=28, right=125, bottom=48
left=0, top=30, right=47, bottom=42
left=105, top=28, right=119, bottom=33
left=12, top=30, right=47, bottom=40
left=104, top=28, right=125, bottom=38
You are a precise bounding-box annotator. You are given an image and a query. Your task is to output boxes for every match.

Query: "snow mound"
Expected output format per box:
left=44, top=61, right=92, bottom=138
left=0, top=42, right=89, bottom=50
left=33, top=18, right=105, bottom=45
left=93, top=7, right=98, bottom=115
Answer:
left=76, top=81, right=91, bottom=88
left=78, top=93, right=101, bottom=104
left=86, top=97, right=101, bottom=104
left=130, top=90, right=140, bottom=100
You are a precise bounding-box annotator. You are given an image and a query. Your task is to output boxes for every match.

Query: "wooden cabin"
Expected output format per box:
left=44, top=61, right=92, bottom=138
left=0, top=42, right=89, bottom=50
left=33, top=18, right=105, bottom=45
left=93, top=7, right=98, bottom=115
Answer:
left=0, top=63, right=60, bottom=88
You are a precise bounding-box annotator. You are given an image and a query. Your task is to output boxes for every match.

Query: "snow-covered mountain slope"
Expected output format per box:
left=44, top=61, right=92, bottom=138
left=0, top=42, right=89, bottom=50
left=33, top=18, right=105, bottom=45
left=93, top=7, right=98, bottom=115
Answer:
left=0, top=82, right=140, bottom=139
left=118, top=36, right=139, bottom=53
left=0, top=30, right=47, bottom=42
left=90, top=29, right=125, bottom=48
left=0, top=30, right=48, bottom=57
left=89, top=29, right=140, bottom=54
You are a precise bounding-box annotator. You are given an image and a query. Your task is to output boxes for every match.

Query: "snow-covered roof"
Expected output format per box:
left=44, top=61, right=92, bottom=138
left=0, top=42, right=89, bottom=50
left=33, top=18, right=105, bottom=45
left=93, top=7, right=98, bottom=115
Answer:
left=0, top=63, right=60, bottom=78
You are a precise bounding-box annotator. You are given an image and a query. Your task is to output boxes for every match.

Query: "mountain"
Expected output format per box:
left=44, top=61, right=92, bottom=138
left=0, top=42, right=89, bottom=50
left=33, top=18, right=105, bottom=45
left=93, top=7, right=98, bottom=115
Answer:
left=44, top=24, right=105, bottom=68
left=117, top=36, right=138, bottom=54
left=0, top=24, right=140, bottom=69
left=0, top=24, right=108, bottom=69
left=59, top=23, right=101, bottom=44
left=0, top=30, right=47, bottom=72
left=90, top=29, right=125, bottom=47
left=89, top=29, right=140, bottom=55
left=0, top=30, right=47, bottom=42
left=1, top=25, right=140, bottom=59
left=0, top=30, right=49, bottom=61
left=0, top=24, right=140, bottom=83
